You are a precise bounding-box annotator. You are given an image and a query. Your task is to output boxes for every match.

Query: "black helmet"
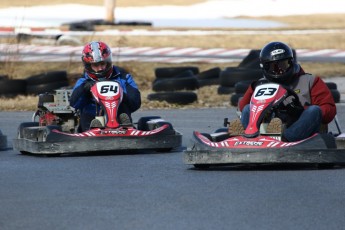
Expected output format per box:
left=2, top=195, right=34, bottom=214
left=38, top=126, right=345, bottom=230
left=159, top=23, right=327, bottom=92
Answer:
left=259, top=41, right=299, bottom=84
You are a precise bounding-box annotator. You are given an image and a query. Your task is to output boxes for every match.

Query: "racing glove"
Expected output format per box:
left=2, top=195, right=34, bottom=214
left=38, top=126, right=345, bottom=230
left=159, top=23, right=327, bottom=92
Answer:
left=83, top=80, right=95, bottom=93
left=282, top=94, right=304, bottom=119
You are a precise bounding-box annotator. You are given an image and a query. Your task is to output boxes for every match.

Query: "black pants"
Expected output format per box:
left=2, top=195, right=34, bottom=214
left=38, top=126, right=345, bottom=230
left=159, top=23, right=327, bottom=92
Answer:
left=79, top=103, right=132, bottom=132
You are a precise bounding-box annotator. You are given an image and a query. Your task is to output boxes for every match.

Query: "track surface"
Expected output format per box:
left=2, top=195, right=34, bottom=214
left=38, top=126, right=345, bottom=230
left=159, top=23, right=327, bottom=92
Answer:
left=1, top=106, right=345, bottom=230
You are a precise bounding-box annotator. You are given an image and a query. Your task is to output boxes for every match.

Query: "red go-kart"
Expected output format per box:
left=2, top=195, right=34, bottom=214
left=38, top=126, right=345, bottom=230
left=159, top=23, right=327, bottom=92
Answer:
left=13, top=81, right=182, bottom=155
left=184, top=82, right=345, bottom=169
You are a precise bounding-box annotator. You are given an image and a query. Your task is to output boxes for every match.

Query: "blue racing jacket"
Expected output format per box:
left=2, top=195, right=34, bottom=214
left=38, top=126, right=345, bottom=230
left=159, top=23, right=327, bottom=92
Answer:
left=69, top=66, right=141, bottom=116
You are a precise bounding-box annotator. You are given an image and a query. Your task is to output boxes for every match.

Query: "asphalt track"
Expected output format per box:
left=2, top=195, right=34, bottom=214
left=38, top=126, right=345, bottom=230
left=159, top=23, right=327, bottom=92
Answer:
left=1, top=106, right=345, bottom=230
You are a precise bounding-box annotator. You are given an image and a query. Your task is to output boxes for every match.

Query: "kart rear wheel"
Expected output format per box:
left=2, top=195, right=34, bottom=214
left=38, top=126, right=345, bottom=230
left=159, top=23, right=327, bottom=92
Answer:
left=194, top=164, right=210, bottom=169
left=317, top=163, right=335, bottom=169
left=137, top=116, right=162, bottom=131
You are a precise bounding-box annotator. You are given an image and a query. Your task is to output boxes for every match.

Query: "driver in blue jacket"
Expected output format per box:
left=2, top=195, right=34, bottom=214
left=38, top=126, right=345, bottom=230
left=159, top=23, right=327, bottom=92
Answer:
left=70, top=41, right=141, bottom=132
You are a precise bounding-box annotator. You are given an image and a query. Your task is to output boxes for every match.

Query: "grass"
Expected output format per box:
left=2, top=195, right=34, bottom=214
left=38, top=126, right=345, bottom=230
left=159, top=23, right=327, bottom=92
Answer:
left=0, top=0, right=344, bottom=111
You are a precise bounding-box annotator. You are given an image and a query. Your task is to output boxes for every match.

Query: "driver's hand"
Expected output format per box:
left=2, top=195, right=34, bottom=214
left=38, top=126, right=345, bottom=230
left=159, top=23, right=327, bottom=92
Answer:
left=83, top=80, right=95, bottom=93
left=283, top=95, right=304, bottom=118
left=282, top=95, right=296, bottom=106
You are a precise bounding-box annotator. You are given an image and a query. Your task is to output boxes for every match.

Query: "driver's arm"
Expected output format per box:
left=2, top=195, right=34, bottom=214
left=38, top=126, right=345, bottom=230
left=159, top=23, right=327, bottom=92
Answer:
left=310, top=77, right=336, bottom=124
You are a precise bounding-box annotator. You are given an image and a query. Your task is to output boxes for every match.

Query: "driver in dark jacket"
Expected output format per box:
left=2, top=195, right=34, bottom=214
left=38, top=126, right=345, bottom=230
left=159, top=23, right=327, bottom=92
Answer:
left=70, top=41, right=141, bottom=132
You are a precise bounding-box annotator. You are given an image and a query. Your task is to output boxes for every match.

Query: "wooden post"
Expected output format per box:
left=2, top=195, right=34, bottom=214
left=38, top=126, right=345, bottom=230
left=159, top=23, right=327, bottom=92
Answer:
left=104, top=0, right=116, bottom=23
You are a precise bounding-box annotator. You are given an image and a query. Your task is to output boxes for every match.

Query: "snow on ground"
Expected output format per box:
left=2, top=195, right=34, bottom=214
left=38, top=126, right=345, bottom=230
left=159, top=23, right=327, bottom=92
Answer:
left=0, top=0, right=344, bottom=28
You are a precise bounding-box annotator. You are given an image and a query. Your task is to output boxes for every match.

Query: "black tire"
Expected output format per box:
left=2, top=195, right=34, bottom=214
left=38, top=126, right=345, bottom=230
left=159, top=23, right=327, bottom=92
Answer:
left=217, top=86, right=235, bottom=95
left=326, top=82, right=337, bottom=90
left=153, top=70, right=195, bottom=84
left=0, top=79, right=27, bottom=97
left=147, top=92, right=197, bottom=105
left=137, top=116, right=162, bottom=131
left=230, top=93, right=244, bottom=107
left=194, top=164, right=210, bottom=169
left=331, top=89, right=340, bottom=103
left=26, top=81, right=69, bottom=95
left=26, top=71, right=68, bottom=85
left=152, top=76, right=199, bottom=92
left=234, top=80, right=253, bottom=94
left=220, top=68, right=262, bottom=87
left=238, top=49, right=261, bottom=69
left=195, top=67, right=221, bottom=80
left=66, top=21, right=95, bottom=31
left=154, top=66, right=199, bottom=79
left=198, top=78, right=220, bottom=87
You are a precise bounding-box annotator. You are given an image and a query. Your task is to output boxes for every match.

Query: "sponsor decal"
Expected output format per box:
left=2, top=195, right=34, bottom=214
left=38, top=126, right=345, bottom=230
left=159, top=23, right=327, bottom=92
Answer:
left=271, top=49, right=285, bottom=56
left=105, top=96, right=114, bottom=100
left=234, top=141, right=263, bottom=146
left=101, top=130, right=127, bottom=135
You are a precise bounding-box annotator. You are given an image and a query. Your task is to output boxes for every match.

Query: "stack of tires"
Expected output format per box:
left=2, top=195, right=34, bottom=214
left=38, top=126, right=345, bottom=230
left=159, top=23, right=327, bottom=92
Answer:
left=147, top=66, right=222, bottom=105
left=147, top=66, right=200, bottom=105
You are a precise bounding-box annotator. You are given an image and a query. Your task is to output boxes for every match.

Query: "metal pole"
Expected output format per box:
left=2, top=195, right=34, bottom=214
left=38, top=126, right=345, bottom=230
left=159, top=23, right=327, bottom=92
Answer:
left=104, top=0, right=116, bottom=23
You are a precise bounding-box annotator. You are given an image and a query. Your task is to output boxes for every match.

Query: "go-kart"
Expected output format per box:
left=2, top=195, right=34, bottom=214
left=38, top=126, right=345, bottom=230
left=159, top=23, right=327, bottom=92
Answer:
left=13, top=81, right=182, bottom=155
left=184, top=82, right=345, bottom=169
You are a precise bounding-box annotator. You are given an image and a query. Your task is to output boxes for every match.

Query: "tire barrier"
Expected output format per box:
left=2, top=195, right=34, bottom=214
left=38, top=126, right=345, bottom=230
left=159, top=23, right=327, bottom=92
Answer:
left=230, top=93, right=244, bottom=107
left=219, top=68, right=262, bottom=87
left=149, top=66, right=222, bottom=104
left=154, top=66, right=199, bottom=79
left=149, top=66, right=200, bottom=104
left=25, top=71, right=69, bottom=95
left=0, top=70, right=70, bottom=98
left=195, top=67, right=221, bottom=87
left=0, top=79, right=27, bottom=97
left=64, top=19, right=152, bottom=31
left=147, top=92, right=198, bottom=105
left=152, top=70, right=199, bottom=92
left=217, top=85, right=236, bottom=95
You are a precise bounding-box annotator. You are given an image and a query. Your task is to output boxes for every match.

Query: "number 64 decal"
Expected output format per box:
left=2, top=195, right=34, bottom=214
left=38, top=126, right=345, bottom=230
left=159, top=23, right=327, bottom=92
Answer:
left=100, top=85, right=118, bottom=94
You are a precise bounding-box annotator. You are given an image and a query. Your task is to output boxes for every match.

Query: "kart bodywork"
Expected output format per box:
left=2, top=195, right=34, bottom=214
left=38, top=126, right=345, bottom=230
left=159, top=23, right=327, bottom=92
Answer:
left=184, top=83, right=345, bottom=168
left=13, top=81, right=182, bottom=155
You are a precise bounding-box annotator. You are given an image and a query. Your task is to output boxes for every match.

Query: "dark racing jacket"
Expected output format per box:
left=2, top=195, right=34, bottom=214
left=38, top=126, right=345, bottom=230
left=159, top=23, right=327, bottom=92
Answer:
left=69, top=66, right=141, bottom=116
left=238, top=67, right=336, bottom=124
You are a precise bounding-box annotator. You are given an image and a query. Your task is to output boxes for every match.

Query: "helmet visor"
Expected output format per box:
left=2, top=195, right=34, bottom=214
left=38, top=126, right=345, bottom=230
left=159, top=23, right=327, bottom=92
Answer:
left=264, top=59, right=292, bottom=75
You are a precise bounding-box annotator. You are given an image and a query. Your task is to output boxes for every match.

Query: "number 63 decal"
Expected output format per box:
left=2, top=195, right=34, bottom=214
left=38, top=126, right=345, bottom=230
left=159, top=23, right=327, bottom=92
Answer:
left=254, top=87, right=277, bottom=97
